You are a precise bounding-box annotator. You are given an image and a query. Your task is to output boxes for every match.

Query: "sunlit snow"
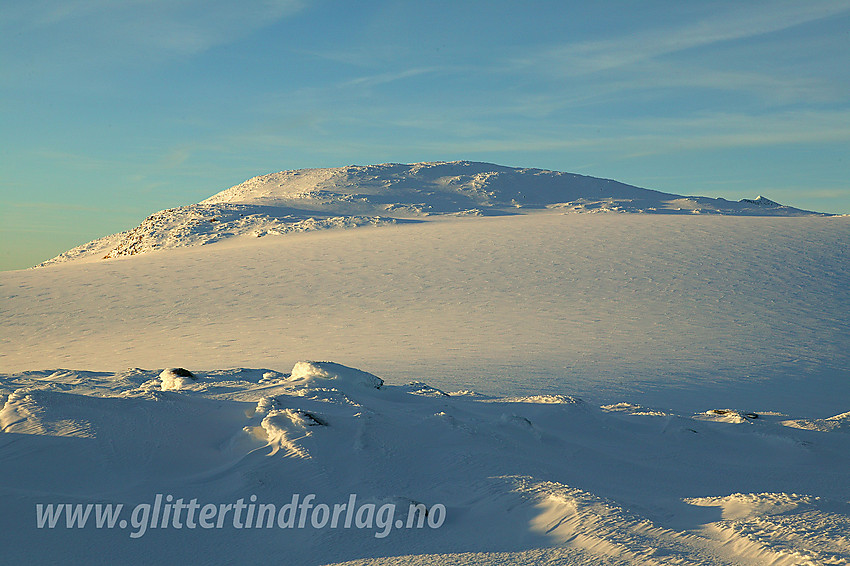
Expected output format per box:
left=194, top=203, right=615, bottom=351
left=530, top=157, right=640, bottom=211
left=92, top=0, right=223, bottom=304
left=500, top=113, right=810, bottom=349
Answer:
left=1, top=162, right=847, bottom=565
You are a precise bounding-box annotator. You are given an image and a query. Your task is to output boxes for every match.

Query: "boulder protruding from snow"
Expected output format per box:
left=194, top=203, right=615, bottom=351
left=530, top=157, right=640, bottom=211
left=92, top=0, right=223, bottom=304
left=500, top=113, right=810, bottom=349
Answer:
left=740, top=195, right=780, bottom=207
left=287, top=361, right=383, bottom=389
left=159, top=368, right=197, bottom=391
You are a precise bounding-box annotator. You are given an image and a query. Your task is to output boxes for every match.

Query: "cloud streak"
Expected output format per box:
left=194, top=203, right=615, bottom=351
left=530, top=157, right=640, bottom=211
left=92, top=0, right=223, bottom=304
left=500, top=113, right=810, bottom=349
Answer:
left=1, top=0, right=307, bottom=79
left=518, top=1, right=850, bottom=76
left=341, top=67, right=444, bottom=89
left=380, top=108, right=850, bottom=157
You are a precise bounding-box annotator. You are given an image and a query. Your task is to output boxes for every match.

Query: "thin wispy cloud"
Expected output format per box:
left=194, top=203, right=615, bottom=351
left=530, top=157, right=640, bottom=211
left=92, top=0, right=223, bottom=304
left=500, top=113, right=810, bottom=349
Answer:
left=294, top=45, right=404, bottom=69
left=511, top=63, right=843, bottom=115
left=1, top=0, right=307, bottom=78
left=518, top=1, right=850, bottom=76
left=379, top=108, right=850, bottom=158
left=488, top=3, right=850, bottom=122
left=630, top=64, right=840, bottom=104
left=619, top=109, right=850, bottom=155
left=342, top=67, right=443, bottom=89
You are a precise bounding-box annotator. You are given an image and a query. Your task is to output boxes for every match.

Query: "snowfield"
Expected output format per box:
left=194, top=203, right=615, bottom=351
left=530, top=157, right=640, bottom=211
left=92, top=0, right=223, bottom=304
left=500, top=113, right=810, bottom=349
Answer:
left=1, top=362, right=848, bottom=565
left=1, top=162, right=848, bottom=565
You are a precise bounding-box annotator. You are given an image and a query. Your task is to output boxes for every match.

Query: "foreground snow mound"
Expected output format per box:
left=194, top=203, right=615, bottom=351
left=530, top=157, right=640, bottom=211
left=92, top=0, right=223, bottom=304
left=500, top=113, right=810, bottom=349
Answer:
left=37, top=161, right=826, bottom=266
left=1, top=363, right=848, bottom=565
left=288, top=361, right=384, bottom=389
left=781, top=410, right=850, bottom=432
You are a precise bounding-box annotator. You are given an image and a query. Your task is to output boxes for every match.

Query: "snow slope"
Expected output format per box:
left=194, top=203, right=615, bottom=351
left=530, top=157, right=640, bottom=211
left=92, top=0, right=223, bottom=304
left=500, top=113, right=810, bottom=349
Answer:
left=1, top=162, right=848, bottom=565
left=0, top=362, right=848, bottom=565
left=38, top=161, right=825, bottom=266
left=5, top=213, right=848, bottom=417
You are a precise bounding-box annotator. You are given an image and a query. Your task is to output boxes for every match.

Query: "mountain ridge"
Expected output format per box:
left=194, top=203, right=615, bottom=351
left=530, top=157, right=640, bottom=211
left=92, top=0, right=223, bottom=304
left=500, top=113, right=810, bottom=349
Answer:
left=38, top=161, right=826, bottom=266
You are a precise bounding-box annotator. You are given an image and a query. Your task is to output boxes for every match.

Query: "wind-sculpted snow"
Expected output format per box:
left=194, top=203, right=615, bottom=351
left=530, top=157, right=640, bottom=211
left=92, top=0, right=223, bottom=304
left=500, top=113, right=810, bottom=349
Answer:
left=1, top=362, right=848, bottom=565
left=38, top=161, right=826, bottom=265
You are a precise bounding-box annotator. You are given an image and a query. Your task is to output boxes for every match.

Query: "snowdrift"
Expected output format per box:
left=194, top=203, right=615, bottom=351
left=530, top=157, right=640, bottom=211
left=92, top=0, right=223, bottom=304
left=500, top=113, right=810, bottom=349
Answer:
left=1, top=362, right=848, bottom=565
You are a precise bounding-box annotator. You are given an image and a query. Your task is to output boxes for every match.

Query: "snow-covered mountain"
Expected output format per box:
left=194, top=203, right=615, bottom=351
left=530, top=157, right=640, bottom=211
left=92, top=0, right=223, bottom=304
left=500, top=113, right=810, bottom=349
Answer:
left=4, top=161, right=848, bottom=565
left=39, top=161, right=824, bottom=266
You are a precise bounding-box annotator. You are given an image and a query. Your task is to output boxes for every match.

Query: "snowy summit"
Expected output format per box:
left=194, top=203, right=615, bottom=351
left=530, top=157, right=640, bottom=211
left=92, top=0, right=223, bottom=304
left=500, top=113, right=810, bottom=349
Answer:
left=40, top=161, right=824, bottom=266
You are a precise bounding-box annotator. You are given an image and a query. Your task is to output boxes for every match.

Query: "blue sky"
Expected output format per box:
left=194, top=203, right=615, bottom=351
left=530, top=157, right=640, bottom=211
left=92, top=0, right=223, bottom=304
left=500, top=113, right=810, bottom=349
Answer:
left=2, top=0, right=849, bottom=270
